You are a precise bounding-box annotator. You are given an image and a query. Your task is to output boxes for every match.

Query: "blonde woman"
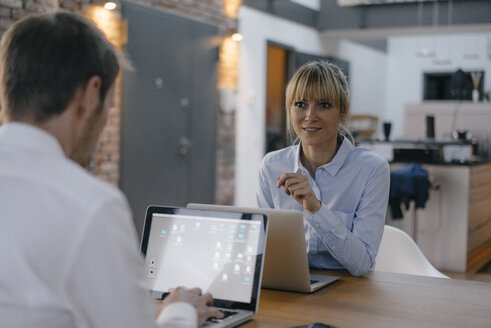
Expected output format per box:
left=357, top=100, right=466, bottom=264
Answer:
left=257, top=61, right=389, bottom=276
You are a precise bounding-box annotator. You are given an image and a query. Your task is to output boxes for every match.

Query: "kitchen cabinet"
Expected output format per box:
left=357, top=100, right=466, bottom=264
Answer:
left=387, top=162, right=491, bottom=273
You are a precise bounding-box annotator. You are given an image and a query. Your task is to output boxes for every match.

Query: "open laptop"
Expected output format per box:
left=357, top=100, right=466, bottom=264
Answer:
left=141, top=206, right=268, bottom=328
left=187, top=204, right=338, bottom=293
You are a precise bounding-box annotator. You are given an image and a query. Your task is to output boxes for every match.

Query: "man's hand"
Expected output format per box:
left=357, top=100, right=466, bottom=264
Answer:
left=157, top=287, right=224, bottom=326
left=277, top=172, right=321, bottom=214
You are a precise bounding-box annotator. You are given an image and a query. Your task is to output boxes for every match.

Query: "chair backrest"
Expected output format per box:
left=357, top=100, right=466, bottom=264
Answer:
left=375, top=225, right=449, bottom=278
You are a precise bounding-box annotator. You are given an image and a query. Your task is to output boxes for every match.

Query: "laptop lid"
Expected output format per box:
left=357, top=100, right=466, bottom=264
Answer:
left=141, top=206, right=268, bottom=313
left=186, top=204, right=338, bottom=293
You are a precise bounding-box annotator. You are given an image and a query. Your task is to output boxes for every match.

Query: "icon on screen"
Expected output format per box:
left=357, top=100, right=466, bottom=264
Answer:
left=222, top=273, right=228, bottom=281
left=160, top=229, right=167, bottom=235
left=234, top=264, right=240, bottom=272
left=228, top=234, right=234, bottom=240
left=176, top=236, right=182, bottom=243
left=245, top=265, right=251, bottom=273
left=238, top=233, right=244, bottom=239
left=214, top=252, right=221, bottom=258
left=216, top=241, right=222, bottom=248
left=243, top=276, right=251, bottom=282
left=240, top=224, right=246, bottom=229
left=172, top=224, right=178, bottom=231
left=237, top=253, right=243, bottom=259
left=195, top=222, right=201, bottom=228
left=213, top=262, right=219, bottom=269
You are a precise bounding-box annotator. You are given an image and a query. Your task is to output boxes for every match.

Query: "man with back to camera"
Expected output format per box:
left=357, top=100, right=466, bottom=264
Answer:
left=0, top=11, right=222, bottom=327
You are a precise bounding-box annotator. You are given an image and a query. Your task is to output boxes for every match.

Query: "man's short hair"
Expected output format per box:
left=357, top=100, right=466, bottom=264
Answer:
left=0, top=11, right=119, bottom=122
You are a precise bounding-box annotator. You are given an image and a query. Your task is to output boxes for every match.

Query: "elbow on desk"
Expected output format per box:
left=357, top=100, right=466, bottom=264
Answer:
left=348, top=266, right=370, bottom=277
left=345, top=255, right=374, bottom=277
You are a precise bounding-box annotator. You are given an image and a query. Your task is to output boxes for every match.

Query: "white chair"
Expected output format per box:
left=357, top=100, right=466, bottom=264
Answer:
left=375, top=225, right=450, bottom=278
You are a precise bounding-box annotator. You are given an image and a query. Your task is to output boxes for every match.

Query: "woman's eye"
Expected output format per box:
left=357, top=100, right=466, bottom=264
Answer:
left=294, top=102, right=306, bottom=109
left=319, top=102, right=331, bottom=109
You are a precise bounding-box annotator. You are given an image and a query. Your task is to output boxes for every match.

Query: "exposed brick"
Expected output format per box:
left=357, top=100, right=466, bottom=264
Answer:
left=0, top=0, right=22, bottom=9
left=24, top=2, right=46, bottom=13
left=0, top=16, right=13, bottom=30
left=2, top=0, right=237, bottom=203
left=0, top=7, right=12, bottom=17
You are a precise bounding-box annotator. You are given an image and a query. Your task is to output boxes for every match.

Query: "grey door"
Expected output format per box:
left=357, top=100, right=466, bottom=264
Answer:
left=121, top=1, right=218, bottom=236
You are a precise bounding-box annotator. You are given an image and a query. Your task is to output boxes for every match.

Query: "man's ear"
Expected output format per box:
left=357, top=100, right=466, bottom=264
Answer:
left=77, top=76, right=102, bottom=119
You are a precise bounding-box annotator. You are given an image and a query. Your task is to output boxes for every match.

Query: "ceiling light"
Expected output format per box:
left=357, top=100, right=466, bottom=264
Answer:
left=416, top=47, right=436, bottom=58
left=231, top=33, right=243, bottom=42
left=104, top=2, right=117, bottom=10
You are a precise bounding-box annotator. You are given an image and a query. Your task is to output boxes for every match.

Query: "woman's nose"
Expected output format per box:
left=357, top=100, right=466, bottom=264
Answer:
left=304, top=107, right=315, bottom=121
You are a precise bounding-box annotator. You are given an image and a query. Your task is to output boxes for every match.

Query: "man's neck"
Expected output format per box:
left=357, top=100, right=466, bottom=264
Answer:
left=8, top=106, right=80, bottom=161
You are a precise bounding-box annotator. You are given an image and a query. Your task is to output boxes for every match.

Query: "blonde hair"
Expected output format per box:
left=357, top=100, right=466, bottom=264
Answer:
left=285, top=60, right=352, bottom=144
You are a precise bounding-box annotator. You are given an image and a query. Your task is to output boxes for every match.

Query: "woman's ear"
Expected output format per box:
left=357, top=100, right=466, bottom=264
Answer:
left=340, top=108, right=347, bottom=120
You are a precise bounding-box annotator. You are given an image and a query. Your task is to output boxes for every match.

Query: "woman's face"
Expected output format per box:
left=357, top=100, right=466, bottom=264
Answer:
left=290, top=92, right=343, bottom=151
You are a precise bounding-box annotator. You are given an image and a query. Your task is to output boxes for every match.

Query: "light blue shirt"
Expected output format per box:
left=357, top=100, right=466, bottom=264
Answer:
left=256, top=137, right=389, bottom=276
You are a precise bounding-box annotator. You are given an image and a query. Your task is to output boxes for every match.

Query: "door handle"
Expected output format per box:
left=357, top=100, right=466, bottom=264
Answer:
left=179, top=137, right=192, bottom=156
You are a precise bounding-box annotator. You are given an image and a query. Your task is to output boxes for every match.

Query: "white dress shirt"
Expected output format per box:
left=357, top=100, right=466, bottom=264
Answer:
left=257, top=137, right=390, bottom=276
left=0, top=122, right=197, bottom=328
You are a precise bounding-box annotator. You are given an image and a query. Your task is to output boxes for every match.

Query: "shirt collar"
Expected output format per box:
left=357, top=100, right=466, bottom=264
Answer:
left=293, top=137, right=353, bottom=176
left=0, top=122, right=66, bottom=159
left=293, top=143, right=303, bottom=173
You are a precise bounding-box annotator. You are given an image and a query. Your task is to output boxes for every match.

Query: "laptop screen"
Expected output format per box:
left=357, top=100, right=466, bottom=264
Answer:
left=141, top=206, right=267, bottom=310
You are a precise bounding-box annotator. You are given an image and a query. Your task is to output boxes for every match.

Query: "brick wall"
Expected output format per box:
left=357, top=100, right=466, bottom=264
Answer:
left=216, top=111, right=235, bottom=204
left=0, top=0, right=93, bottom=33
left=151, top=0, right=236, bottom=33
left=0, top=0, right=237, bottom=205
left=84, top=5, right=126, bottom=186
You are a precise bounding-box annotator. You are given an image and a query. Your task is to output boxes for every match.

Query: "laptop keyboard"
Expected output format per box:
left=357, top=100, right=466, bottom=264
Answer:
left=206, top=310, right=238, bottom=323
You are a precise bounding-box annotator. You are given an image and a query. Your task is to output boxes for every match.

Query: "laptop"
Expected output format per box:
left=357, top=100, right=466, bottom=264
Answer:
left=141, top=206, right=268, bottom=328
left=187, top=204, right=338, bottom=293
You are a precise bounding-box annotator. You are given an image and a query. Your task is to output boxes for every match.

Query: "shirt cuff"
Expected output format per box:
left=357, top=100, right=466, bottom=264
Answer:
left=156, top=302, right=198, bottom=328
left=305, top=204, right=348, bottom=241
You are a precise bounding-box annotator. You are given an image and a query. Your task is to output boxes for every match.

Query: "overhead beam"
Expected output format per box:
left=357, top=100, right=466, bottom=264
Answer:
left=242, top=0, right=317, bottom=28
left=319, top=0, right=491, bottom=31
left=242, top=0, right=491, bottom=31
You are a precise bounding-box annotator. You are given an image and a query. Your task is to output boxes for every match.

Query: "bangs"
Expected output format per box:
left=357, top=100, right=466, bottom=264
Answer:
left=284, top=60, right=352, bottom=144
left=291, top=66, right=341, bottom=108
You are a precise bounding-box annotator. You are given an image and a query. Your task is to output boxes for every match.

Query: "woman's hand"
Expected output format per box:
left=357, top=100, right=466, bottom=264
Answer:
left=277, top=172, right=321, bottom=214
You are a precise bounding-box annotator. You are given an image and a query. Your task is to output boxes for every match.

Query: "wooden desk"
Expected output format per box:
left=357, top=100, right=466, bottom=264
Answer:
left=242, top=270, right=491, bottom=328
